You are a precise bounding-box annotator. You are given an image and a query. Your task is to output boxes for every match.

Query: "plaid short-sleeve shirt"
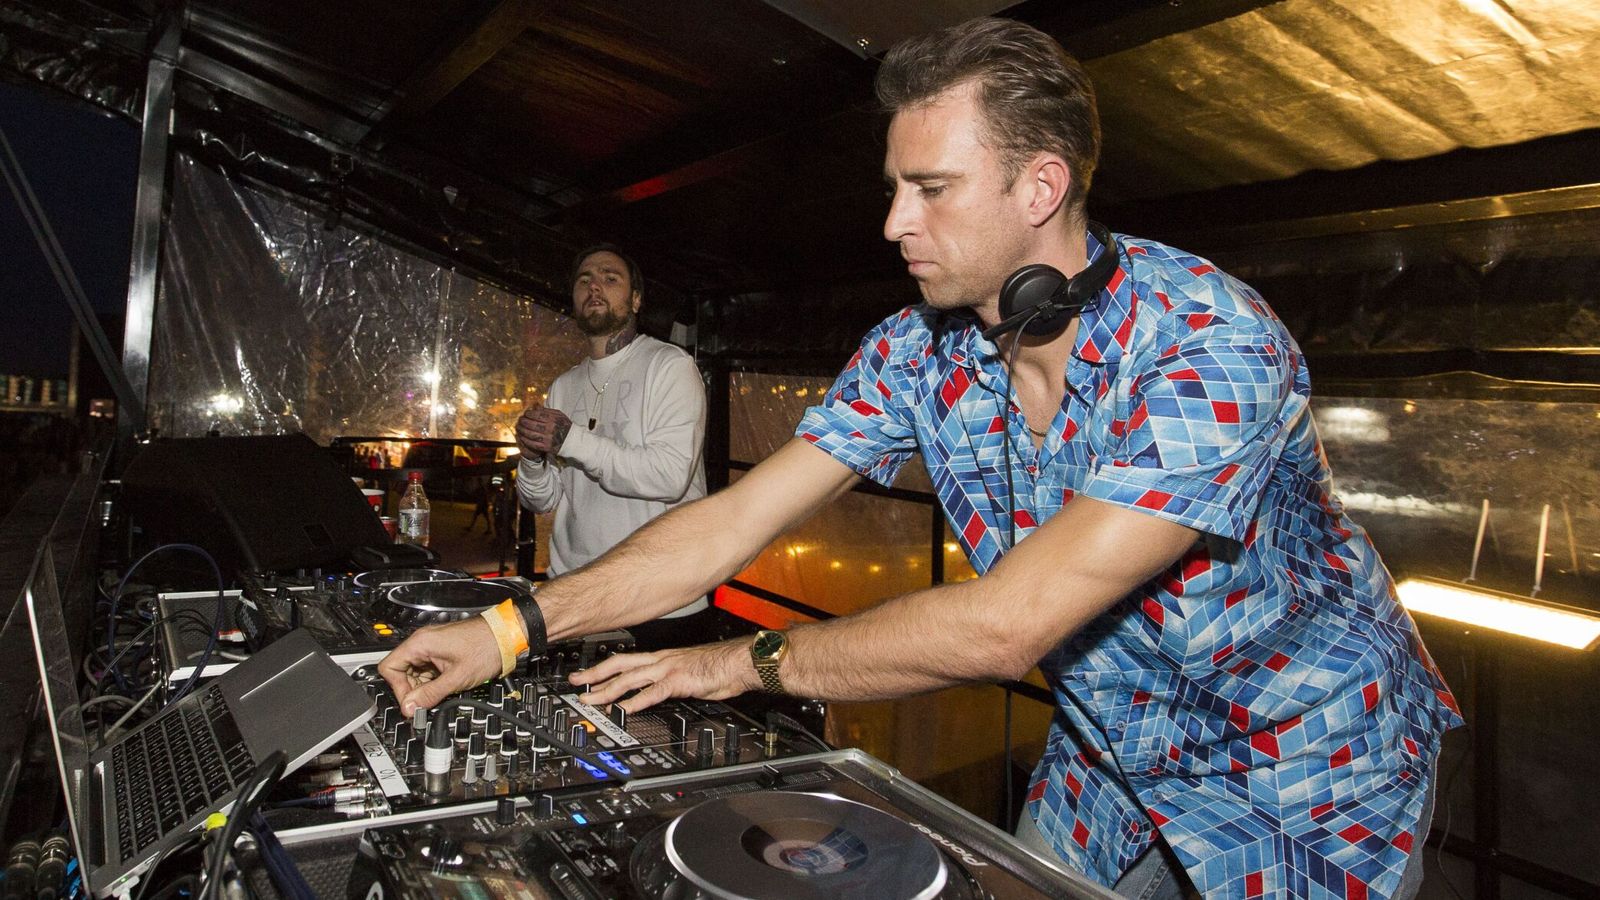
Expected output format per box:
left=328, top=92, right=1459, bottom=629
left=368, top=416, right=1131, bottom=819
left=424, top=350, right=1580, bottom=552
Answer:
left=795, top=232, right=1462, bottom=900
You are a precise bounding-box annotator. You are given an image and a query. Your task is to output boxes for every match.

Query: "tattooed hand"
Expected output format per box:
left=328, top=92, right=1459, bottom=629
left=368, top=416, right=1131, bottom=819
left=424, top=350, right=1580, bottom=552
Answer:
left=517, top=405, right=574, bottom=456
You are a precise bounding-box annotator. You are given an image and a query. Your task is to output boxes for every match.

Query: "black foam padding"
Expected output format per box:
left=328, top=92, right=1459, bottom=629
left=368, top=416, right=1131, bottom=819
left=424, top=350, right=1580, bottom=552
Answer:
left=122, top=433, right=389, bottom=577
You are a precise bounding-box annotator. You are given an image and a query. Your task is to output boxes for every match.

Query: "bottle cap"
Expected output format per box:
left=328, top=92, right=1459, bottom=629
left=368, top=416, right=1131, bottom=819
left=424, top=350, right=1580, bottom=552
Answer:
left=408, top=472, right=422, bottom=482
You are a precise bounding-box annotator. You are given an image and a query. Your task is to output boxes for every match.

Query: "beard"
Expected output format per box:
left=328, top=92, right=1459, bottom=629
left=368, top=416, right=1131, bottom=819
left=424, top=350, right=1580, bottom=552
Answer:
left=577, top=306, right=633, bottom=336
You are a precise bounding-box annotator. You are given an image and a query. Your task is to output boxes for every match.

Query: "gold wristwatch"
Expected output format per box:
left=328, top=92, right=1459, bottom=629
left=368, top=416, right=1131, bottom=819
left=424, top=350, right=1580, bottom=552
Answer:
left=750, top=630, right=789, bottom=694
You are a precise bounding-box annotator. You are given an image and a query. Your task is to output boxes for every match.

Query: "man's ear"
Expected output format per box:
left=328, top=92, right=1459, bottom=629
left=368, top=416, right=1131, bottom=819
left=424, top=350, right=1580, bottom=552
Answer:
left=1024, top=155, right=1071, bottom=227
left=631, top=290, right=642, bottom=315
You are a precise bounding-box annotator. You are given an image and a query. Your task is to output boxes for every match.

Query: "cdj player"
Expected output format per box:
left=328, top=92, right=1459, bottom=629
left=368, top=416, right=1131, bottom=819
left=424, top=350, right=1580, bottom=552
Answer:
left=156, top=569, right=540, bottom=685
left=338, top=750, right=1118, bottom=899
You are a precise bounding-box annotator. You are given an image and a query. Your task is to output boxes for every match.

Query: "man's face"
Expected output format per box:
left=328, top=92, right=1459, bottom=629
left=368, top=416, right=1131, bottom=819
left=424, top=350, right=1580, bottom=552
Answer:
left=571, top=250, right=640, bottom=336
left=883, top=83, right=1035, bottom=315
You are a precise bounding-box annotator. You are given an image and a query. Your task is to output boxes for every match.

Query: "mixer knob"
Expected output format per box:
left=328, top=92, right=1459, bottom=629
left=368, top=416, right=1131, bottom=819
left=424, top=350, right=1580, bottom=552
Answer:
left=468, top=732, right=486, bottom=759
left=569, top=723, right=587, bottom=751
left=488, top=683, right=506, bottom=705
left=428, top=835, right=461, bottom=869
left=535, top=794, right=556, bottom=818
left=497, top=797, right=517, bottom=827
left=696, top=726, right=715, bottom=763
left=454, top=715, right=471, bottom=744
left=403, top=736, right=423, bottom=766
left=609, top=706, right=627, bottom=729
left=724, top=723, right=742, bottom=764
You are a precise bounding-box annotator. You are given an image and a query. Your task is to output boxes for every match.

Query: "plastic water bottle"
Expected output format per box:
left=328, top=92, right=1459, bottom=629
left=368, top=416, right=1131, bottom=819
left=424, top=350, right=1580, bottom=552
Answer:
left=398, top=472, right=431, bottom=546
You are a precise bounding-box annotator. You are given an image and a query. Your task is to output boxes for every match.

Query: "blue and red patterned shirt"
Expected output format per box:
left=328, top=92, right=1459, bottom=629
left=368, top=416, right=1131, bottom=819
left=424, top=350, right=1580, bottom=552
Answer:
left=795, top=232, right=1462, bottom=899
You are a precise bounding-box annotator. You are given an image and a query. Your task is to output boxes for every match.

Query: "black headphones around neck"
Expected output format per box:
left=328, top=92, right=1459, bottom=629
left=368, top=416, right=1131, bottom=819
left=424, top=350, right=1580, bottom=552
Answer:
left=982, top=221, right=1120, bottom=342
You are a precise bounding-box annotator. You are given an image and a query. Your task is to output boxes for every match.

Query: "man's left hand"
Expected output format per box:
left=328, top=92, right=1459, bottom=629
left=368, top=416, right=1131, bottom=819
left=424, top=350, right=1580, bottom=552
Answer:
left=571, top=639, right=758, bottom=713
left=517, top=405, right=572, bottom=456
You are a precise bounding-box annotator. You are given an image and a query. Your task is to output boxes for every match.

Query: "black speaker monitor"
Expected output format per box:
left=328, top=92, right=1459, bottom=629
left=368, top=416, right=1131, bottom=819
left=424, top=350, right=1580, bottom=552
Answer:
left=122, top=433, right=389, bottom=576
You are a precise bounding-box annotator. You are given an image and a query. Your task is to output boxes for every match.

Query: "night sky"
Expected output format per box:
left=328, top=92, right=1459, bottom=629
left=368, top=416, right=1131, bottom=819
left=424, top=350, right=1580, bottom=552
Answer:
left=0, top=80, right=137, bottom=380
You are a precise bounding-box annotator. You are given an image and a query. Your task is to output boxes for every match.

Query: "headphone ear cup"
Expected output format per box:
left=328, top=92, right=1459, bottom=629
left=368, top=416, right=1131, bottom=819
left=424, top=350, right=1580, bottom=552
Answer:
left=998, top=263, right=1068, bottom=322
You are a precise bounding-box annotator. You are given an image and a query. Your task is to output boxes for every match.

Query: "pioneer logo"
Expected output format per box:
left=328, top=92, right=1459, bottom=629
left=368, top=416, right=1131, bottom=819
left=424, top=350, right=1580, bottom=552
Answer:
left=909, top=823, right=989, bottom=868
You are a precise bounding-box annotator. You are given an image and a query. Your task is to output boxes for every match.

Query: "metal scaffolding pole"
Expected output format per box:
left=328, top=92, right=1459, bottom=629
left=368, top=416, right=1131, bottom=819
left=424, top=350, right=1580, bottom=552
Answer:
left=120, top=3, right=185, bottom=437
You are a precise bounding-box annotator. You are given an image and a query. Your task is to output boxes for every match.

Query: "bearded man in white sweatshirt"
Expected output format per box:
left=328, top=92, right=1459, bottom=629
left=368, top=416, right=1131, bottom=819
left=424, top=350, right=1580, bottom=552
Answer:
left=515, top=244, right=720, bottom=649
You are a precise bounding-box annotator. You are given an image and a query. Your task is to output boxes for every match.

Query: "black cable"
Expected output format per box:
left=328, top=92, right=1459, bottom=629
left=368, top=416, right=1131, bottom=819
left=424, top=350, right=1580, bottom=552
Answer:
left=763, top=710, right=830, bottom=752
left=246, top=812, right=314, bottom=900
left=199, top=751, right=286, bottom=900
left=106, top=544, right=227, bottom=704
left=131, top=832, right=205, bottom=900
left=145, top=874, right=197, bottom=900
left=996, top=310, right=1042, bottom=832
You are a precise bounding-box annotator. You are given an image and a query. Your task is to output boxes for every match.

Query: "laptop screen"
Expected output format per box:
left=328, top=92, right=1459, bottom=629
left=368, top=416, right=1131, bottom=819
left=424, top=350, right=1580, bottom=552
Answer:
left=23, top=542, right=96, bottom=871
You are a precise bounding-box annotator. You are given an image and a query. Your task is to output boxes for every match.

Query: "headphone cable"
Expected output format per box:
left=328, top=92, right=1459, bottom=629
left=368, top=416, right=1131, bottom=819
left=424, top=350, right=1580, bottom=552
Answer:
left=997, top=310, right=1041, bottom=831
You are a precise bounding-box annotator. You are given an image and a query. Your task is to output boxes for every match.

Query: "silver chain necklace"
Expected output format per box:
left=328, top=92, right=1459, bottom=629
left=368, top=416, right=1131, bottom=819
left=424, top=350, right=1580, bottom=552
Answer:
left=584, top=367, right=611, bottom=431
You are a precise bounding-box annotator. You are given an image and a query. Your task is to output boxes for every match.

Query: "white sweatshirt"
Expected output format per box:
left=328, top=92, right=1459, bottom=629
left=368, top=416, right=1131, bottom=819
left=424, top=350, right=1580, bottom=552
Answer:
left=516, top=335, right=708, bottom=617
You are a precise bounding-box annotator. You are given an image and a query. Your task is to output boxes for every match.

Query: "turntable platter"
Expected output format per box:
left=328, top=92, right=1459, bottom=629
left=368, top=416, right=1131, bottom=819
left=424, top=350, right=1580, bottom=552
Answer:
left=378, top=579, right=527, bottom=626
left=660, top=791, right=947, bottom=900
left=351, top=567, right=470, bottom=589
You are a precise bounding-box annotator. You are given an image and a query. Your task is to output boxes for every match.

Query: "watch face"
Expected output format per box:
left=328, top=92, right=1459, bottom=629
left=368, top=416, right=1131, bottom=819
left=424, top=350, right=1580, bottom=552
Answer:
left=752, top=630, right=785, bottom=659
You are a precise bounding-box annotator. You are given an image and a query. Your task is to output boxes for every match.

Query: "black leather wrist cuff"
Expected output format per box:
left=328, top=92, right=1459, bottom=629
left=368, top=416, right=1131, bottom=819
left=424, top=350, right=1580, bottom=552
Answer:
left=512, top=592, right=548, bottom=658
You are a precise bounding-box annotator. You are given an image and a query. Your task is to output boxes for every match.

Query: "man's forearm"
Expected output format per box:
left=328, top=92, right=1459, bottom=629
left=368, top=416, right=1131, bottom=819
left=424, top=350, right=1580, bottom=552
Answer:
left=760, top=496, right=1202, bottom=702
left=531, top=438, right=860, bottom=644
left=535, top=490, right=753, bottom=641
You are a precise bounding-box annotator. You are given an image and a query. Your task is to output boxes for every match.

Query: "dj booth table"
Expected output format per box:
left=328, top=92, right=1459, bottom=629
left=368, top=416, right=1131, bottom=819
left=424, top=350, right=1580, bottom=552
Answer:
left=0, top=441, right=1117, bottom=899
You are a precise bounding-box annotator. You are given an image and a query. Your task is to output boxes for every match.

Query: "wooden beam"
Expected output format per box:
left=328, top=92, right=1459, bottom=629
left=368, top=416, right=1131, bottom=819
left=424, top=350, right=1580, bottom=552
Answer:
left=359, top=0, right=545, bottom=148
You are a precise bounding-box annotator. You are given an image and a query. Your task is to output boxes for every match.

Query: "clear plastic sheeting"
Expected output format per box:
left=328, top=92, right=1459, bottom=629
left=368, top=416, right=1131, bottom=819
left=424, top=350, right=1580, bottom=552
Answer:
left=729, top=369, right=1600, bottom=617
left=729, top=370, right=969, bottom=616
left=1314, top=395, right=1600, bottom=609
left=149, top=155, right=587, bottom=444
left=1210, top=206, right=1600, bottom=361
left=730, top=370, right=933, bottom=492
left=1090, top=0, right=1600, bottom=201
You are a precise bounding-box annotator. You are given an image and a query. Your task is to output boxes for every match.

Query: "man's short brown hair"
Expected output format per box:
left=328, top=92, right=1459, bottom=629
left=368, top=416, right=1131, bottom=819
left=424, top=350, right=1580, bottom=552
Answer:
left=875, top=17, right=1100, bottom=214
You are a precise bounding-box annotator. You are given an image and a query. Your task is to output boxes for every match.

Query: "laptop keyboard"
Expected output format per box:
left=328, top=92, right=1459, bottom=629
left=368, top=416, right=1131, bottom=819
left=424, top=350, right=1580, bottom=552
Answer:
left=109, top=685, right=257, bottom=861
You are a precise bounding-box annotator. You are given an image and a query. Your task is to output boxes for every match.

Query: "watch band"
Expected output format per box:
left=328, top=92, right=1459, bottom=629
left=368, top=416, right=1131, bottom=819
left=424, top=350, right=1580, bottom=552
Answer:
left=756, top=660, right=784, bottom=694
left=512, top=591, right=548, bottom=658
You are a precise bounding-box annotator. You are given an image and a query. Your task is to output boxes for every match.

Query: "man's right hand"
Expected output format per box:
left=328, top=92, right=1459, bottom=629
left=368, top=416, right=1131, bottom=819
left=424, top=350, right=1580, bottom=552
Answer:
left=378, top=617, right=504, bottom=715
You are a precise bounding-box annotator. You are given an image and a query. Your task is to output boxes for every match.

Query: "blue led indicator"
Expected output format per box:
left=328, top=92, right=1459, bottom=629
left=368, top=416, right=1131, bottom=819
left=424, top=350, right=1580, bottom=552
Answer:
left=597, top=752, right=633, bottom=776
left=571, top=812, right=588, bottom=825
left=575, top=759, right=610, bottom=780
